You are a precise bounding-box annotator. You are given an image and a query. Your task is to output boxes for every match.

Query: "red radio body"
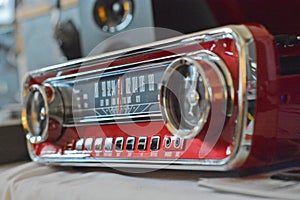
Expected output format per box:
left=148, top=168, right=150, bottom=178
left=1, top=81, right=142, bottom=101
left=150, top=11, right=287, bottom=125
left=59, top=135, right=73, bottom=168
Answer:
left=22, top=24, right=300, bottom=171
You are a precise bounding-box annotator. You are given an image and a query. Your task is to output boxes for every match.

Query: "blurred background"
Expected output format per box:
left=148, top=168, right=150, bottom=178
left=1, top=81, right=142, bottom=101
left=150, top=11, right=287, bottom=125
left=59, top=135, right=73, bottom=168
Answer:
left=0, top=0, right=299, bottom=163
left=0, top=0, right=219, bottom=122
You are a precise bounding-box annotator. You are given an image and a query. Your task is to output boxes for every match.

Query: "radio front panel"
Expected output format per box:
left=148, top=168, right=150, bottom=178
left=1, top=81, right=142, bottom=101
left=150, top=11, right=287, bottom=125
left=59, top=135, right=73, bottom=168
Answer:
left=22, top=24, right=300, bottom=171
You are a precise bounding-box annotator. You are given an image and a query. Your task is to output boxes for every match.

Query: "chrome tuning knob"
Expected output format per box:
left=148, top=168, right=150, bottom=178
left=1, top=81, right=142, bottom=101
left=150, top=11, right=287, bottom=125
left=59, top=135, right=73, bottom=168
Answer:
left=22, top=84, right=49, bottom=144
left=160, top=51, right=233, bottom=139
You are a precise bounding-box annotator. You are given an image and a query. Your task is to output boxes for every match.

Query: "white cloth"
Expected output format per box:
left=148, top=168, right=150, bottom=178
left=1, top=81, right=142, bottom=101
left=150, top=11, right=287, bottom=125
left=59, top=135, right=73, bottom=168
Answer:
left=199, top=174, right=300, bottom=200
left=0, top=162, right=268, bottom=200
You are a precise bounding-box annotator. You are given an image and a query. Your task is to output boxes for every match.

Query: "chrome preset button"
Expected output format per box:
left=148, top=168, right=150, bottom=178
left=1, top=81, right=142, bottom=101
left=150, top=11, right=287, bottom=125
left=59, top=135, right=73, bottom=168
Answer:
left=76, top=138, right=84, bottom=151
left=104, top=137, right=113, bottom=151
left=115, top=137, right=124, bottom=151
left=137, top=137, right=147, bottom=151
left=150, top=136, right=160, bottom=151
left=126, top=137, right=135, bottom=151
left=165, top=137, right=171, bottom=148
left=94, top=138, right=103, bottom=151
left=84, top=138, right=94, bottom=151
left=174, top=137, right=181, bottom=148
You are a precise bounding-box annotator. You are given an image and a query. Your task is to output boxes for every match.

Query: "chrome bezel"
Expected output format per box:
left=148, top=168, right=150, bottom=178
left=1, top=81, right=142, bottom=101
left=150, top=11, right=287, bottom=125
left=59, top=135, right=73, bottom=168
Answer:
left=23, top=84, right=49, bottom=144
left=24, top=25, right=256, bottom=171
left=190, top=50, right=234, bottom=117
left=50, top=60, right=170, bottom=126
left=160, top=57, right=211, bottom=139
left=93, top=0, right=134, bottom=33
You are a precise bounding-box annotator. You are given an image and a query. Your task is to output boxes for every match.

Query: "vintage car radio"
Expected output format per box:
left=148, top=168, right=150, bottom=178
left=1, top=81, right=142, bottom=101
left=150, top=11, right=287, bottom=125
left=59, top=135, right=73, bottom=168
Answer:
left=22, top=24, right=300, bottom=171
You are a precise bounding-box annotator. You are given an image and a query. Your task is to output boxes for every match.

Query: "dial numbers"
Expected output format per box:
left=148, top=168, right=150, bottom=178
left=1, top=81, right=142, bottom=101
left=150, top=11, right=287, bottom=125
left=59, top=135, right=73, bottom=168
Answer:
left=93, top=66, right=165, bottom=117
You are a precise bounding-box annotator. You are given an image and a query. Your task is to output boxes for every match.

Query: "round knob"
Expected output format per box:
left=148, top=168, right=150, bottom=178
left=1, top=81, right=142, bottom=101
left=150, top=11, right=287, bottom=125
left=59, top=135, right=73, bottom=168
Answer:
left=93, top=0, right=134, bottom=33
left=22, top=84, right=49, bottom=144
left=160, top=51, right=233, bottom=139
left=160, top=57, right=211, bottom=139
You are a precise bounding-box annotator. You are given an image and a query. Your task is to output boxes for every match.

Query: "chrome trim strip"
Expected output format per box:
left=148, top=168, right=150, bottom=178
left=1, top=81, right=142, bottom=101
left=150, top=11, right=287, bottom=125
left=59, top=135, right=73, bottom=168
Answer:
left=225, top=25, right=256, bottom=169
left=23, top=27, right=241, bottom=82
left=25, top=25, right=256, bottom=171
left=45, top=56, right=177, bottom=82
left=63, top=113, right=163, bottom=127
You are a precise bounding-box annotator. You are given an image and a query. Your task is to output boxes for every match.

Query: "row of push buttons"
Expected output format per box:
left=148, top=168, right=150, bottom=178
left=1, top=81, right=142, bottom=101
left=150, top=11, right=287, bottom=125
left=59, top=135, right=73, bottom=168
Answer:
left=75, top=136, right=161, bottom=152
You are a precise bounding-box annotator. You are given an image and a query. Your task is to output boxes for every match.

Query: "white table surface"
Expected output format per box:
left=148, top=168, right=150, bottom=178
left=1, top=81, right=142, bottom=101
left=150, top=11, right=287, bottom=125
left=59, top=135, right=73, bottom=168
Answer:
left=0, top=162, right=270, bottom=200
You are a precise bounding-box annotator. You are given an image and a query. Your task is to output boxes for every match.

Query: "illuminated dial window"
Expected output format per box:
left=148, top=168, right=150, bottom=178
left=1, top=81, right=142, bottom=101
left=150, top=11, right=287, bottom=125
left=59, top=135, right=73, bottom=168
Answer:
left=93, top=0, right=134, bottom=33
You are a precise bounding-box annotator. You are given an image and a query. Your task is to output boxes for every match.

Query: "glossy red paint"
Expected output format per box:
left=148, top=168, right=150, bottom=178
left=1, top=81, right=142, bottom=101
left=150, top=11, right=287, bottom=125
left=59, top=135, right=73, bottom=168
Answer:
left=207, top=0, right=300, bottom=35
left=26, top=37, right=240, bottom=162
left=241, top=25, right=279, bottom=168
left=242, top=25, right=300, bottom=169
left=24, top=24, right=300, bottom=171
